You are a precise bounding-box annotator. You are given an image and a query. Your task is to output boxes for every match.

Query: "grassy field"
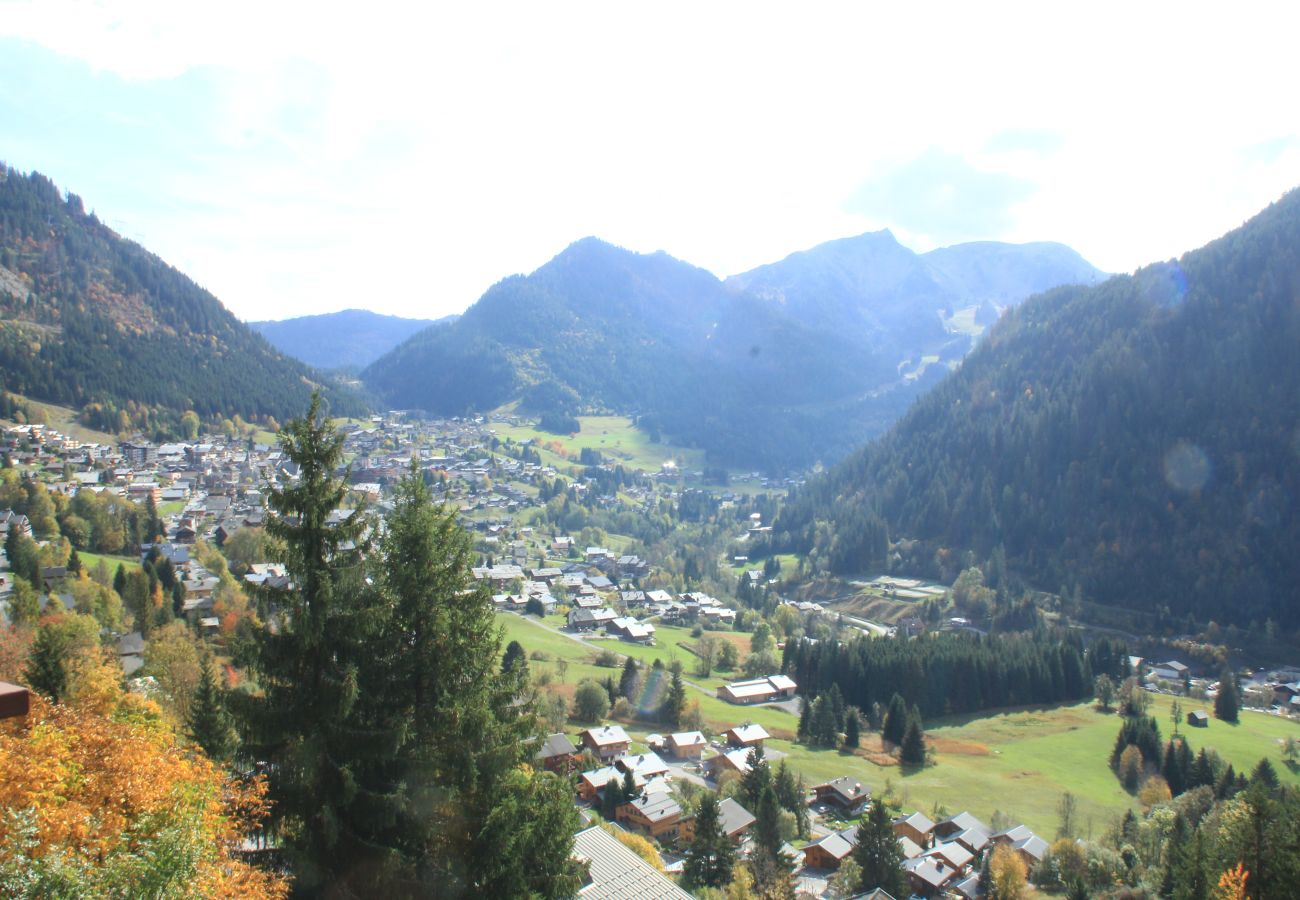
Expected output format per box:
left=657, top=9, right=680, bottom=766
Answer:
left=76, top=549, right=143, bottom=577
left=496, top=612, right=1300, bottom=837
left=3, top=395, right=117, bottom=445
left=489, top=414, right=705, bottom=473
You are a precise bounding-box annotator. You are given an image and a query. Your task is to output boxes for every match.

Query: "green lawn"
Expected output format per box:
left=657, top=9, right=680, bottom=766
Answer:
left=76, top=549, right=143, bottom=577
left=500, top=607, right=1300, bottom=838
left=489, top=414, right=705, bottom=473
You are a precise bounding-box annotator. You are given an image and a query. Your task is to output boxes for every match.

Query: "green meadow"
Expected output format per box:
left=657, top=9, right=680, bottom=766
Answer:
left=497, top=612, right=1300, bottom=836
left=489, top=414, right=705, bottom=473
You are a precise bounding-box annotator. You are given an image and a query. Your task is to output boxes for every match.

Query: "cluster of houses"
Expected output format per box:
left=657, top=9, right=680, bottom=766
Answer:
left=802, top=805, right=1048, bottom=898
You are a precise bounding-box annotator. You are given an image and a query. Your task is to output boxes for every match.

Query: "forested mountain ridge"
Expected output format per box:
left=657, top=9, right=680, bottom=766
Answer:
left=771, top=189, right=1300, bottom=628
left=0, top=165, right=368, bottom=432
left=249, top=308, right=454, bottom=371
left=364, top=233, right=1102, bottom=468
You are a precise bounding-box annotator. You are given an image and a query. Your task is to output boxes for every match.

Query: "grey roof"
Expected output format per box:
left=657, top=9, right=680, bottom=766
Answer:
left=717, top=797, right=756, bottom=836
left=535, top=732, right=577, bottom=760
left=571, top=825, right=692, bottom=899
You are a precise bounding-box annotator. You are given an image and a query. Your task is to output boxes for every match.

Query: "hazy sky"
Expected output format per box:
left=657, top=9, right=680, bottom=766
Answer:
left=2, top=1, right=1298, bottom=321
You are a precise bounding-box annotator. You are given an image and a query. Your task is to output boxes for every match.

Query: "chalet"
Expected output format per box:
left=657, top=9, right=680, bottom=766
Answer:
left=1188, top=709, right=1210, bottom=727
left=717, top=675, right=797, bottom=705
left=0, top=510, right=30, bottom=538
left=609, top=616, right=655, bottom=643
left=580, top=724, right=631, bottom=762
left=570, top=824, right=693, bottom=899
left=893, top=810, right=936, bottom=849
left=934, top=812, right=990, bottom=842
left=0, top=681, right=30, bottom=720
left=616, top=790, right=686, bottom=840
left=991, top=825, right=1049, bottom=869
left=568, top=607, right=618, bottom=632
left=802, top=825, right=859, bottom=870
left=666, top=731, right=707, bottom=759
left=578, top=766, right=637, bottom=802
left=904, top=854, right=958, bottom=896
left=615, top=752, right=670, bottom=781
left=1151, top=660, right=1191, bottom=682
left=925, top=839, right=974, bottom=873
left=117, top=631, right=146, bottom=677
left=723, top=723, right=771, bottom=748
left=709, top=747, right=757, bottom=777
left=716, top=797, right=756, bottom=841
left=951, top=874, right=983, bottom=900
left=943, top=826, right=992, bottom=856
left=812, top=776, right=870, bottom=812
left=533, top=732, right=578, bottom=775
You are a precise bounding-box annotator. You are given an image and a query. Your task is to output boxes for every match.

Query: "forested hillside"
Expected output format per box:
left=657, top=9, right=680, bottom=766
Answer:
left=771, top=190, right=1300, bottom=628
left=364, top=234, right=1101, bottom=468
left=249, top=308, right=452, bottom=371
left=0, top=166, right=368, bottom=433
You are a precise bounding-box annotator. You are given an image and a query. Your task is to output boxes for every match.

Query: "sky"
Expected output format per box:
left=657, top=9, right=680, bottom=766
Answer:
left=2, top=1, right=1298, bottom=322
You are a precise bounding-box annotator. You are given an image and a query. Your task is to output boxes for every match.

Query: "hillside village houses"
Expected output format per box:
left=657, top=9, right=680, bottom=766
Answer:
left=7, top=412, right=1300, bottom=898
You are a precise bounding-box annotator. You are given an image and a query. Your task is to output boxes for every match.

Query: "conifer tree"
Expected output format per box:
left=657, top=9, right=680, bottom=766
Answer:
left=1215, top=666, right=1240, bottom=723
left=376, top=461, right=578, bottom=894
left=619, top=656, right=641, bottom=700
left=683, top=792, right=735, bottom=889
left=883, top=692, right=909, bottom=746
left=750, top=785, right=795, bottom=897
left=853, top=800, right=906, bottom=897
left=661, top=663, right=687, bottom=728
left=186, top=653, right=235, bottom=762
left=740, top=744, right=771, bottom=810
left=602, top=777, right=624, bottom=820
left=797, top=693, right=812, bottom=739
left=900, top=711, right=927, bottom=766
left=622, top=768, right=638, bottom=802
left=844, top=707, right=861, bottom=749
left=24, top=620, right=70, bottom=702
left=233, top=393, right=402, bottom=892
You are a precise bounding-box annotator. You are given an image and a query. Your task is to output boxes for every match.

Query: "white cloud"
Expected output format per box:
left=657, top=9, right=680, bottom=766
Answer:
left=1, top=1, right=1298, bottom=319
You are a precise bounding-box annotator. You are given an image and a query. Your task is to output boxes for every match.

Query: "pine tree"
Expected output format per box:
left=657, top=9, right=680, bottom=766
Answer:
left=232, top=394, right=402, bottom=892
left=683, top=792, right=735, bottom=889
left=900, top=712, right=927, bottom=767
left=602, top=777, right=624, bottom=820
left=1215, top=666, right=1240, bottom=723
left=828, top=682, right=846, bottom=731
left=750, top=785, right=795, bottom=896
left=661, top=663, right=687, bottom=728
left=883, top=692, right=909, bottom=746
left=810, top=694, right=839, bottom=747
left=113, top=562, right=126, bottom=596
left=740, top=744, right=771, bottom=810
left=797, top=693, right=812, bottom=740
left=186, top=653, right=235, bottom=761
left=853, top=799, right=907, bottom=897
left=376, top=461, right=577, bottom=894
left=844, top=707, right=861, bottom=749
left=67, top=547, right=81, bottom=575
left=502, top=639, right=528, bottom=673
left=622, top=768, right=638, bottom=802
left=619, top=656, right=641, bottom=700
left=24, top=621, right=69, bottom=702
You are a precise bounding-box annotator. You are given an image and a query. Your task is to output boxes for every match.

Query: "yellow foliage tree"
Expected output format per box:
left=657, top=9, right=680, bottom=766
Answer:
left=1213, top=863, right=1248, bottom=900
left=0, top=692, right=286, bottom=898
left=1139, top=774, right=1173, bottom=808
left=603, top=824, right=664, bottom=871
left=989, top=843, right=1028, bottom=900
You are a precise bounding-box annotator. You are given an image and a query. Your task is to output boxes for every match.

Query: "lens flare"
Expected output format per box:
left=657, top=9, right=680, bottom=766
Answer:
left=1163, top=442, right=1210, bottom=493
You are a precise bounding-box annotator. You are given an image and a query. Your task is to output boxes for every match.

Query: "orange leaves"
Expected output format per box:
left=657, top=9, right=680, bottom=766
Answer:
left=0, top=694, right=287, bottom=898
left=1214, top=864, right=1248, bottom=900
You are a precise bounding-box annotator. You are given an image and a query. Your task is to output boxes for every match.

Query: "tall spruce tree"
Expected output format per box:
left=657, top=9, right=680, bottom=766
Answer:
left=1215, top=666, right=1240, bottom=723
left=24, top=620, right=70, bottom=702
left=683, top=792, right=735, bottom=889
left=619, top=656, right=641, bottom=701
left=186, top=653, right=235, bottom=762
left=844, top=707, right=861, bottom=749
left=233, top=393, right=403, bottom=893
left=900, top=710, right=927, bottom=766
left=377, top=462, right=579, bottom=896
left=883, top=692, right=909, bottom=746
left=661, top=663, right=687, bottom=727
left=853, top=800, right=906, bottom=896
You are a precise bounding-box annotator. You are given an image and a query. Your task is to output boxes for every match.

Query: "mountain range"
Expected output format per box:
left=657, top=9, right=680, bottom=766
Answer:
left=0, top=166, right=368, bottom=433
left=363, top=232, right=1103, bottom=467
left=771, top=190, right=1300, bottom=628
left=249, top=309, right=455, bottom=371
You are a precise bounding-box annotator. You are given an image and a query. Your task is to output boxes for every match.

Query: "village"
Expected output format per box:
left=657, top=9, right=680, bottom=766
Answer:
left=2, top=411, right=1299, bottom=898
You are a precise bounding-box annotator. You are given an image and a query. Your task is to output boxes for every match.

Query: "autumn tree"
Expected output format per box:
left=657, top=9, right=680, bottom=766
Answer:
left=989, top=843, right=1028, bottom=899
left=0, top=691, right=286, bottom=899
